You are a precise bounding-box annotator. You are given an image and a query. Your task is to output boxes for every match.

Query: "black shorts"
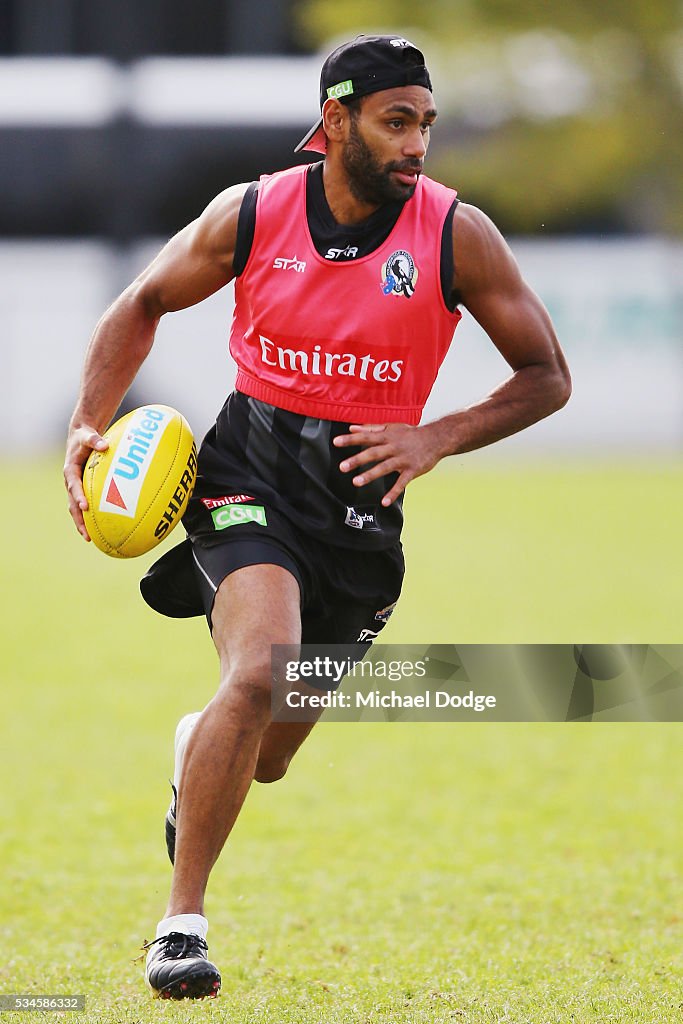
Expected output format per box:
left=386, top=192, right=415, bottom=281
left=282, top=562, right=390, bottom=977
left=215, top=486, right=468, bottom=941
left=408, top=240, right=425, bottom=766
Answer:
left=140, top=502, right=404, bottom=646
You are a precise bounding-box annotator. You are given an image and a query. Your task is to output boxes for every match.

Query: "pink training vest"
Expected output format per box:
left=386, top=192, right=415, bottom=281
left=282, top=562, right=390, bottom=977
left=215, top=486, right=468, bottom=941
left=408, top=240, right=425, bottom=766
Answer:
left=230, top=164, right=462, bottom=425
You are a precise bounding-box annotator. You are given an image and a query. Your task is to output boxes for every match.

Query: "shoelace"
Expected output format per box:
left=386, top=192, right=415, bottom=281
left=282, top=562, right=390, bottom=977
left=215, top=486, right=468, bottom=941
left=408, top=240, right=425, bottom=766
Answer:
left=133, top=931, right=208, bottom=963
left=167, top=782, right=178, bottom=823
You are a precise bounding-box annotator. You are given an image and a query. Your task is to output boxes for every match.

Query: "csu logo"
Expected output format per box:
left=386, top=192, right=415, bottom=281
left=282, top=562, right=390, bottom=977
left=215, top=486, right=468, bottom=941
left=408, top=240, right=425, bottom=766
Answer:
left=273, top=256, right=306, bottom=273
left=327, top=79, right=353, bottom=100
left=211, top=504, right=267, bottom=531
left=381, top=250, right=418, bottom=298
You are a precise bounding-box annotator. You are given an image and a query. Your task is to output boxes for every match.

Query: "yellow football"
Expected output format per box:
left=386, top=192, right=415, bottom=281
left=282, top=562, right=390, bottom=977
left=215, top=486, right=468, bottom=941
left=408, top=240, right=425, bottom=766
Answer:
left=83, top=404, right=197, bottom=558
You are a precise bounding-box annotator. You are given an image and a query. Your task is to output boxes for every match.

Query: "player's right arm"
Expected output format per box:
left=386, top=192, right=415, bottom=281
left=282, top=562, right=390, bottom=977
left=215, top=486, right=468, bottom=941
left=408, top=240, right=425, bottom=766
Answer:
left=64, top=182, right=249, bottom=540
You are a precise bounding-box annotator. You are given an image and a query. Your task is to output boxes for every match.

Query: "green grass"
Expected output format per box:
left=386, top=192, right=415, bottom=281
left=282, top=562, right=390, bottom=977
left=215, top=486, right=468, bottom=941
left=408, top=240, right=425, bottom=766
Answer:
left=1, top=457, right=682, bottom=1023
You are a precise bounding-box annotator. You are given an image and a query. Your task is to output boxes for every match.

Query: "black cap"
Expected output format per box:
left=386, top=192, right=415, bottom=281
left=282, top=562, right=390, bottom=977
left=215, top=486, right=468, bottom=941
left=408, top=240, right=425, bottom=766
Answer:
left=295, top=34, right=432, bottom=154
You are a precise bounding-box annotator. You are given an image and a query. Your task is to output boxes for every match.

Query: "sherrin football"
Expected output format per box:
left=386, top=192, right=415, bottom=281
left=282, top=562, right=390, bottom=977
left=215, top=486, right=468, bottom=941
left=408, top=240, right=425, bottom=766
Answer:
left=83, top=405, right=197, bottom=558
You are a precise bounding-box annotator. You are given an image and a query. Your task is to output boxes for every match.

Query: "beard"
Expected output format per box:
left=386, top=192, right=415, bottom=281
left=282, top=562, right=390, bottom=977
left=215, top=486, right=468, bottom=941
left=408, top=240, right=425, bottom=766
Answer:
left=341, top=117, right=422, bottom=206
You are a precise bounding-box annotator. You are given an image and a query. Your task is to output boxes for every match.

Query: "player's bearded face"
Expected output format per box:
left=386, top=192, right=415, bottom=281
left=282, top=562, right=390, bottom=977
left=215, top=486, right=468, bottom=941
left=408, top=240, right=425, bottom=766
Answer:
left=342, top=115, right=422, bottom=205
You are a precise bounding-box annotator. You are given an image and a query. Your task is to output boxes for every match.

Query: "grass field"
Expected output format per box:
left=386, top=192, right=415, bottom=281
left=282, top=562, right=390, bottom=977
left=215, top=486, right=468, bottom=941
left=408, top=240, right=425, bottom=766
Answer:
left=1, top=457, right=682, bottom=1023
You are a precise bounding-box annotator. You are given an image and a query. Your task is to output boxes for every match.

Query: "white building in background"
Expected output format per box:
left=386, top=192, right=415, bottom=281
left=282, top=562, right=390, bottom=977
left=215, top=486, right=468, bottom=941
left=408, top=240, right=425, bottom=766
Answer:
left=0, top=57, right=680, bottom=456
left=1, top=237, right=681, bottom=456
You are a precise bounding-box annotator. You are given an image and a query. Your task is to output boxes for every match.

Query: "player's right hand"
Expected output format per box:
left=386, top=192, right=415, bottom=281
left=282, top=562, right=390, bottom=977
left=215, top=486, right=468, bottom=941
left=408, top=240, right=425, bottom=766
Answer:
left=63, top=426, right=109, bottom=541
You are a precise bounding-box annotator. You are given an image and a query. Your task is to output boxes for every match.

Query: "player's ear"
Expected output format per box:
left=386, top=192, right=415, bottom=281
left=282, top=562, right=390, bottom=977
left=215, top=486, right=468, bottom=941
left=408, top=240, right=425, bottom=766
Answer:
left=322, top=98, right=347, bottom=146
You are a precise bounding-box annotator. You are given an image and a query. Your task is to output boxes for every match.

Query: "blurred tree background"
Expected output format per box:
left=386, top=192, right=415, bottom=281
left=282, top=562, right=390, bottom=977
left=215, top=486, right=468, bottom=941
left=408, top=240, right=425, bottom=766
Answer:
left=2, top=0, right=680, bottom=237
left=294, top=0, right=683, bottom=233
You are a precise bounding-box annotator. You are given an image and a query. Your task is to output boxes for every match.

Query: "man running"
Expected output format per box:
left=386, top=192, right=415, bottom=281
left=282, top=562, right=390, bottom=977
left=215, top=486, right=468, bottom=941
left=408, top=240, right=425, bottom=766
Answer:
left=63, top=34, right=570, bottom=1000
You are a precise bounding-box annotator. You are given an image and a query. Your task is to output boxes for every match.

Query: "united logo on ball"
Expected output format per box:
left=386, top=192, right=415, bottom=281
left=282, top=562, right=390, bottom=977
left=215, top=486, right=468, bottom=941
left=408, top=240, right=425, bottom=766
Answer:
left=83, top=405, right=197, bottom=558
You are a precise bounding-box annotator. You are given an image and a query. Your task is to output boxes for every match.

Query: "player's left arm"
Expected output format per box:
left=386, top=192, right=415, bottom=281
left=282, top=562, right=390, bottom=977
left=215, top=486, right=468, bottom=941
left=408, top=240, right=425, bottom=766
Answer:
left=335, top=202, right=571, bottom=506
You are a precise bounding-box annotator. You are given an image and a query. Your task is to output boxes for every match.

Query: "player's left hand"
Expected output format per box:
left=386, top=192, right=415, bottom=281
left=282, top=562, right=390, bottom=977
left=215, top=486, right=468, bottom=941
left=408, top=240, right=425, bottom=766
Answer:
left=334, top=423, right=442, bottom=506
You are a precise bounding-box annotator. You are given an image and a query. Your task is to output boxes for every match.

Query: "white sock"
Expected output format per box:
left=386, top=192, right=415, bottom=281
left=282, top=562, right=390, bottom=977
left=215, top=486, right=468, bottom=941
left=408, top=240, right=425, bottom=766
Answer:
left=156, top=914, right=208, bottom=940
left=173, top=711, right=202, bottom=790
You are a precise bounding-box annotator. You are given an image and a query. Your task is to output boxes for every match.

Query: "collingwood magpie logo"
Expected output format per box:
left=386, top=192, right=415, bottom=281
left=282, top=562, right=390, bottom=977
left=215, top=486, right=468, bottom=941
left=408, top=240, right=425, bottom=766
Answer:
left=381, top=250, right=418, bottom=298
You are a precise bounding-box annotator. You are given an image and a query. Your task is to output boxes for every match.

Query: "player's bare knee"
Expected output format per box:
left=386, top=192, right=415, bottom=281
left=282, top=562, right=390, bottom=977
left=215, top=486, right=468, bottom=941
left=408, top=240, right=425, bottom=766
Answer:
left=254, top=756, right=289, bottom=784
left=216, top=657, right=275, bottom=714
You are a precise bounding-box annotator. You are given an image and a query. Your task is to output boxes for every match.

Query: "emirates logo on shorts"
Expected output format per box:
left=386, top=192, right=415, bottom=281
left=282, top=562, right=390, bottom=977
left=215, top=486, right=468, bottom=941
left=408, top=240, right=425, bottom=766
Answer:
left=201, top=494, right=255, bottom=509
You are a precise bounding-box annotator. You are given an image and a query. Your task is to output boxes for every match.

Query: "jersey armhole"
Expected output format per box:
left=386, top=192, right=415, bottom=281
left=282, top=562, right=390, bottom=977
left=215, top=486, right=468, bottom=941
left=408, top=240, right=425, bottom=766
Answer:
left=233, top=181, right=259, bottom=277
left=440, top=197, right=461, bottom=312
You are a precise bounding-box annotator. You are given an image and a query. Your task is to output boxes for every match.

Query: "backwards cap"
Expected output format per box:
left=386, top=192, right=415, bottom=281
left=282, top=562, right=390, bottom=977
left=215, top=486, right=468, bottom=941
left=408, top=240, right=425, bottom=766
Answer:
left=294, top=34, right=432, bottom=154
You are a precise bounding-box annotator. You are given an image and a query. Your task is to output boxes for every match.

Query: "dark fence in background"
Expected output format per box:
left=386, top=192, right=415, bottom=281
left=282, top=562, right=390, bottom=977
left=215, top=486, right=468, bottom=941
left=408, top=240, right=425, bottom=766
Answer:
left=0, top=0, right=313, bottom=238
left=1, top=123, right=315, bottom=238
left=0, top=0, right=298, bottom=56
